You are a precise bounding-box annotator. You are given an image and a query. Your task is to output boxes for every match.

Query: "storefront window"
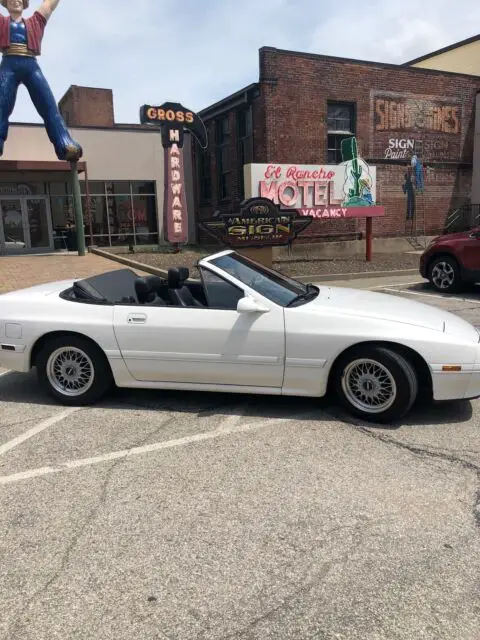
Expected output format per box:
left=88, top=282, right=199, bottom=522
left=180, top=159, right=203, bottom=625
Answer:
left=82, top=196, right=109, bottom=235
left=106, top=181, right=131, bottom=195
left=49, top=181, right=71, bottom=196
left=85, top=234, right=110, bottom=247
left=58, top=180, right=158, bottom=247
left=106, top=194, right=134, bottom=236
left=79, top=181, right=105, bottom=195
left=50, top=196, right=74, bottom=229
left=132, top=181, right=156, bottom=195
left=0, top=182, right=46, bottom=196
left=132, top=195, right=157, bottom=243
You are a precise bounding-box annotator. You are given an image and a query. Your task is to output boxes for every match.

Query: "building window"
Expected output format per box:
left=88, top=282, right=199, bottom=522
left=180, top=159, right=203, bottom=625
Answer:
left=74, top=180, right=159, bottom=247
left=198, top=148, right=212, bottom=202
left=237, top=106, right=253, bottom=198
left=216, top=116, right=232, bottom=200
left=327, top=102, right=355, bottom=164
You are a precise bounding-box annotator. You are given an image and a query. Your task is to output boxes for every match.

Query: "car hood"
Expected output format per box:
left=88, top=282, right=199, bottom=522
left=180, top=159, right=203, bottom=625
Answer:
left=307, top=285, right=479, bottom=341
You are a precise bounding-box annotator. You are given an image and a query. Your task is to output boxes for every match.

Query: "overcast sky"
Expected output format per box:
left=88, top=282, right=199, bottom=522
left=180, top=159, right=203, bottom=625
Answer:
left=6, top=0, right=479, bottom=125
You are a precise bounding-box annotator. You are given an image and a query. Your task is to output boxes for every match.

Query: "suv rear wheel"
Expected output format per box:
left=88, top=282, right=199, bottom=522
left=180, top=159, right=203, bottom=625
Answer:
left=428, top=255, right=462, bottom=293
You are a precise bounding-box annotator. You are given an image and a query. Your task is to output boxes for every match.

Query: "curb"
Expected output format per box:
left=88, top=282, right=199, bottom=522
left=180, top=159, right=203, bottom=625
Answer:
left=297, top=269, right=420, bottom=283
left=91, top=248, right=169, bottom=278
left=91, top=249, right=420, bottom=284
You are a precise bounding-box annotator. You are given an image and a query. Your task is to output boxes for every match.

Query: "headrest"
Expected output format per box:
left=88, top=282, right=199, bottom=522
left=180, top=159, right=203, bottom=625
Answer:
left=167, top=268, right=181, bottom=289
left=178, top=266, right=189, bottom=283
left=135, top=277, right=153, bottom=302
left=135, top=275, right=165, bottom=303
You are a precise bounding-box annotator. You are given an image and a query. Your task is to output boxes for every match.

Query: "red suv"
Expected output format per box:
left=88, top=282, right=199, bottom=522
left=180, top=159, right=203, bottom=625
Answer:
left=420, top=227, right=480, bottom=293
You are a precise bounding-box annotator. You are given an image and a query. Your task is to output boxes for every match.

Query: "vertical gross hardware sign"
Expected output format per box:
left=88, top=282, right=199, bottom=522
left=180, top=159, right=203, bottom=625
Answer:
left=140, top=102, right=208, bottom=245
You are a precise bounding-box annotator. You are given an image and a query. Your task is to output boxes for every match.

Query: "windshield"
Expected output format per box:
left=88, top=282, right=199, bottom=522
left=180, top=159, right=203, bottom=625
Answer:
left=210, top=252, right=312, bottom=307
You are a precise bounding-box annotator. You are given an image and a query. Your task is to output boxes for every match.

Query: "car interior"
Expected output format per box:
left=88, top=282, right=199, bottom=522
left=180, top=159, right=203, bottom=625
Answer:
left=61, top=267, right=243, bottom=310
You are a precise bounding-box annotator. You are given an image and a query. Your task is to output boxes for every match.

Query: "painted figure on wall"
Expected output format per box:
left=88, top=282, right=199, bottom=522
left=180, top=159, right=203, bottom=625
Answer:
left=411, top=154, right=425, bottom=192
left=0, top=0, right=82, bottom=161
left=402, top=170, right=415, bottom=220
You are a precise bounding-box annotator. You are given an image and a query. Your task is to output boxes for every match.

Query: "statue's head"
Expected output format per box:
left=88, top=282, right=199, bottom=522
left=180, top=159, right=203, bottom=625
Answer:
left=1, top=0, right=29, bottom=14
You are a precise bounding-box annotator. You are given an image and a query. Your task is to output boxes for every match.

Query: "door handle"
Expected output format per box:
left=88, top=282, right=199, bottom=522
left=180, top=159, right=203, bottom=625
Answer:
left=127, top=313, right=147, bottom=324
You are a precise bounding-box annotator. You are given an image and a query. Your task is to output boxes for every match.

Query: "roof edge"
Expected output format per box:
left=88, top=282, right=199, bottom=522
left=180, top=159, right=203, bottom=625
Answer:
left=259, top=45, right=480, bottom=79
left=198, top=83, right=259, bottom=119
left=402, top=33, right=480, bottom=66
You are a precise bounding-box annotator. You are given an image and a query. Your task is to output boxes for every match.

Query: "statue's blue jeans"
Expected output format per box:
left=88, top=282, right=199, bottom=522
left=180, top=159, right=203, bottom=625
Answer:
left=0, top=54, right=82, bottom=160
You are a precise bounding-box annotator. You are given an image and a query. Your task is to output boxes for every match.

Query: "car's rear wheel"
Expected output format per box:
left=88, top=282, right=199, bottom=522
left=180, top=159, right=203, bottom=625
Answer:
left=428, top=255, right=462, bottom=293
left=333, top=346, right=418, bottom=424
left=36, top=335, right=113, bottom=406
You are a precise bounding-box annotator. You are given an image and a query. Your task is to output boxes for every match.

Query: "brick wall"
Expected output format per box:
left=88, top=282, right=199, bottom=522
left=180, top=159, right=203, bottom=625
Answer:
left=195, top=48, right=480, bottom=244
left=59, top=86, right=115, bottom=128
left=258, top=47, right=480, bottom=239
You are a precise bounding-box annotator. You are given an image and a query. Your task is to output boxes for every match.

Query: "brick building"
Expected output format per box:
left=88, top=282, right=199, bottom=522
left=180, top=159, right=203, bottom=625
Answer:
left=194, top=46, right=480, bottom=245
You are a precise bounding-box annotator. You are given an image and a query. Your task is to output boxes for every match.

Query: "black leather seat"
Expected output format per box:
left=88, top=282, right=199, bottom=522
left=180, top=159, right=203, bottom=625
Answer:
left=134, top=276, right=166, bottom=306
left=167, top=267, right=204, bottom=307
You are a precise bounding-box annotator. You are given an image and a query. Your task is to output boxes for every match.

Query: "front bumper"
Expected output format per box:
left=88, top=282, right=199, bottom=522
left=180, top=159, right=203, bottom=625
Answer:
left=431, top=337, right=480, bottom=401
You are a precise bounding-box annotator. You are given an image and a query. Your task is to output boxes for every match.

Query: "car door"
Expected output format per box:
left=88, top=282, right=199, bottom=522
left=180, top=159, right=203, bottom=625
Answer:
left=112, top=268, right=285, bottom=388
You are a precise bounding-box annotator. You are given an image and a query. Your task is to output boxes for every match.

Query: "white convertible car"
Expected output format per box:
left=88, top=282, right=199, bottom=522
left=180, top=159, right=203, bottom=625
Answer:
left=1, top=249, right=480, bottom=423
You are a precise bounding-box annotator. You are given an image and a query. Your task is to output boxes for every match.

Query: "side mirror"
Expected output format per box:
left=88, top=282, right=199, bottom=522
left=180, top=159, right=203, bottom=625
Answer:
left=237, top=296, right=269, bottom=314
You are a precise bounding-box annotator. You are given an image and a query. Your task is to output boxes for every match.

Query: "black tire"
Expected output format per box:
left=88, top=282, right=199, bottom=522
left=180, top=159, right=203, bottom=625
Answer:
left=333, top=346, right=418, bottom=424
left=36, top=334, right=113, bottom=406
left=428, top=255, right=462, bottom=293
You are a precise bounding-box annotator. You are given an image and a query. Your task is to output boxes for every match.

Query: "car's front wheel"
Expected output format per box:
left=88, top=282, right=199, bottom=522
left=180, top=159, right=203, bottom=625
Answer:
left=428, top=255, right=462, bottom=293
left=36, top=335, right=113, bottom=406
left=333, top=346, right=418, bottom=424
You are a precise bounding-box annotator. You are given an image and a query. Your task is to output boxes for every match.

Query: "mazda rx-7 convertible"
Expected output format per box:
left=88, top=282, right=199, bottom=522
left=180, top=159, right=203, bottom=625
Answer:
left=1, top=249, right=480, bottom=423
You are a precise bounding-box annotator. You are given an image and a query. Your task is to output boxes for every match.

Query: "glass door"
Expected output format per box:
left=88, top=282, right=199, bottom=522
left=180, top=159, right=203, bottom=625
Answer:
left=0, top=198, right=26, bottom=253
left=0, top=197, right=54, bottom=253
left=25, top=197, right=53, bottom=250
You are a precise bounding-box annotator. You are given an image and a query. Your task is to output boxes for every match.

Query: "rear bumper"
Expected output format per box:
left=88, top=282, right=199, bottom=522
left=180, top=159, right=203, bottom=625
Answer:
left=419, top=252, right=429, bottom=279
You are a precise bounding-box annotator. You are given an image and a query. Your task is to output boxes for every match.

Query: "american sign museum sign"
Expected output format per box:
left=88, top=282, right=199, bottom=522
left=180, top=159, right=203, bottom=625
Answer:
left=243, top=161, right=384, bottom=220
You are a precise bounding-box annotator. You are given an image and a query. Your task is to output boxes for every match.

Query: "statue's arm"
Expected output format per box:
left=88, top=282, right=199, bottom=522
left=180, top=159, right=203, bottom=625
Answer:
left=37, top=0, right=61, bottom=21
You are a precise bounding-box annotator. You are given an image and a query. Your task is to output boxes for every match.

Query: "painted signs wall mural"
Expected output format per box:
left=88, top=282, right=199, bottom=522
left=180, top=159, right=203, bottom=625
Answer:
left=371, top=90, right=463, bottom=161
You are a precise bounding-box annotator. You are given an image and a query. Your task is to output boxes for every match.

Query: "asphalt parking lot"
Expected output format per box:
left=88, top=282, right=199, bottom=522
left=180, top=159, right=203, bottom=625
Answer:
left=1, top=275, right=480, bottom=640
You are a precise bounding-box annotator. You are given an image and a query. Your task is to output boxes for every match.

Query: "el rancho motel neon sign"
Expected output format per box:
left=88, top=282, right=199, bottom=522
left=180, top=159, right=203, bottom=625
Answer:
left=246, top=159, right=383, bottom=220
left=260, top=165, right=347, bottom=218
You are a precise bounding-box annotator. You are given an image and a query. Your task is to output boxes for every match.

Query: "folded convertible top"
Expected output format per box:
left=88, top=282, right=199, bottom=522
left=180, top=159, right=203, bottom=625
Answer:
left=73, top=268, right=139, bottom=304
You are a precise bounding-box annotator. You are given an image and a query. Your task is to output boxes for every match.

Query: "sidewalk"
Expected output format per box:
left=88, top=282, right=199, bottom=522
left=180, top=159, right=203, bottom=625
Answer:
left=0, top=252, right=146, bottom=294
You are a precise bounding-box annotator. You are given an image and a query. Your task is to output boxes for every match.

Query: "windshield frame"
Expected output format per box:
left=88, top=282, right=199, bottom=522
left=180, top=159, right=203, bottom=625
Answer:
left=208, top=251, right=316, bottom=308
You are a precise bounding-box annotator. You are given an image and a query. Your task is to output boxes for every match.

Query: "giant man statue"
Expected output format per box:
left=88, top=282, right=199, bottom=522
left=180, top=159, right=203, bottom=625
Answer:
left=0, top=0, right=82, bottom=161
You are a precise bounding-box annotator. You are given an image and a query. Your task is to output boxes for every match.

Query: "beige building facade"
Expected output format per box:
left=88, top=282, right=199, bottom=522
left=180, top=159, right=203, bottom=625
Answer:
left=405, top=34, right=480, bottom=76
left=0, top=87, right=196, bottom=254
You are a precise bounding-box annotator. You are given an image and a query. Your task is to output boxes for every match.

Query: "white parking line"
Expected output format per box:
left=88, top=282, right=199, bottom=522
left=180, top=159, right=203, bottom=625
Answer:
left=0, top=407, right=80, bottom=457
left=0, top=370, right=11, bottom=378
left=0, top=411, right=314, bottom=486
left=368, top=281, right=425, bottom=290
left=382, top=287, right=480, bottom=304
